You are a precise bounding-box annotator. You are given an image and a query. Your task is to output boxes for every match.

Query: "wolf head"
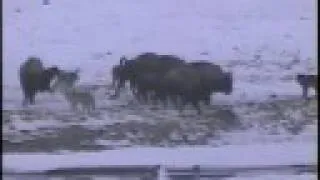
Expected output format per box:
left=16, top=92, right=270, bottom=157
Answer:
left=51, top=69, right=80, bottom=92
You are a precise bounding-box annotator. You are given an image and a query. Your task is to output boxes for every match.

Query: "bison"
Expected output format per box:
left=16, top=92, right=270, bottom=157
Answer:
left=160, top=64, right=205, bottom=114
left=189, top=61, right=233, bottom=105
left=154, top=61, right=233, bottom=113
left=111, top=55, right=234, bottom=114
left=133, top=72, right=167, bottom=104
left=112, top=52, right=185, bottom=98
left=19, top=56, right=60, bottom=106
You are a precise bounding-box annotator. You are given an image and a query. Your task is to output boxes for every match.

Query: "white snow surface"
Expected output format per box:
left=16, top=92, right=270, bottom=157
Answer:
left=3, top=141, right=316, bottom=172
left=2, top=174, right=317, bottom=180
left=226, top=174, right=317, bottom=180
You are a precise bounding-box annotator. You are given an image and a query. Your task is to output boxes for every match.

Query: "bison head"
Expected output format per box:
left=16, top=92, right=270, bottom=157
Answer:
left=214, top=72, right=233, bottom=95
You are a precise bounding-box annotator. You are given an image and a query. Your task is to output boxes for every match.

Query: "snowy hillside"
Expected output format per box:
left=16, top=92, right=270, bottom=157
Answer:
left=3, top=0, right=316, bottom=86
left=3, top=0, right=317, bottom=154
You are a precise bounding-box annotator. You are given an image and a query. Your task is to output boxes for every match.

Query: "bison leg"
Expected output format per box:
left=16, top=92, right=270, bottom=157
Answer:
left=22, top=88, right=36, bottom=106
left=112, top=83, right=122, bottom=98
left=135, top=90, right=144, bottom=103
left=26, top=88, right=36, bottom=105
left=302, top=85, right=308, bottom=99
left=204, top=95, right=211, bottom=106
left=129, top=81, right=137, bottom=94
left=91, top=100, right=96, bottom=111
left=22, top=93, right=29, bottom=107
left=158, top=93, right=168, bottom=108
left=151, top=91, right=162, bottom=106
left=20, top=83, right=30, bottom=106
left=112, top=78, right=126, bottom=98
left=191, top=99, right=202, bottom=115
left=71, top=102, right=77, bottom=112
left=149, top=91, right=158, bottom=105
left=27, top=88, right=37, bottom=105
left=135, top=85, right=149, bottom=104
left=178, top=96, right=188, bottom=114
left=170, top=95, right=180, bottom=108
left=140, top=91, right=149, bottom=104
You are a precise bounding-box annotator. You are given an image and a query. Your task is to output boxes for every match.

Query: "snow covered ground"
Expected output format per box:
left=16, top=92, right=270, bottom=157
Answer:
left=2, top=174, right=317, bottom=180
left=2, top=0, right=317, bottom=178
left=3, top=141, right=317, bottom=179
left=3, top=141, right=316, bottom=172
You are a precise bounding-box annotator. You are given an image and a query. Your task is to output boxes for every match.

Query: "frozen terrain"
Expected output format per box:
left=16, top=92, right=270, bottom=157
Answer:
left=3, top=141, right=317, bottom=179
left=4, top=142, right=316, bottom=172
left=2, top=0, right=317, bottom=178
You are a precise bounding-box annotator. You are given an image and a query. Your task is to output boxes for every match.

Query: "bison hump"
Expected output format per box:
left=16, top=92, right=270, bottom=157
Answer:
left=20, top=57, right=44, bottom=74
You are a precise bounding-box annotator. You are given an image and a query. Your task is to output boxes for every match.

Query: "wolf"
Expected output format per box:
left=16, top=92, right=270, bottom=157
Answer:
left=51, top=69, right=80, bottom=90
left=51, top=69, right=95, bottom=113
left=62, top=87, right=96, bottom=113
left=296, top=74, right=318, bottom=99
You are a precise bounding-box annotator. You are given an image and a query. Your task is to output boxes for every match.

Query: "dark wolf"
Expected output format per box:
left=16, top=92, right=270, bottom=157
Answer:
left=296, top=74, right=318, bottom=99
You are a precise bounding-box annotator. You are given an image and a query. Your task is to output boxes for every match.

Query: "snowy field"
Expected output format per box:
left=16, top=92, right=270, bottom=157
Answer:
left=2, top=0, right=317, bottom=179
left=2, top=142, right=317, bottom=179
left=3, top=141, right=316, bottom=171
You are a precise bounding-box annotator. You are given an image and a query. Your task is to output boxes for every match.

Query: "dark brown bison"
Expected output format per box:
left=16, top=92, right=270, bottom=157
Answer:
left=112, top=52, right=185, bottom=97
left=189, top=61, right=233, bottom=105
left=132, top=72, right=163, bottom=103
left=19, top=56, right=60, bottom=106
left=152, top=61, right=233, bottom=113
left=111, top=54, right=234, bottom=114
left=160, top=64, right=205, bottom=114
